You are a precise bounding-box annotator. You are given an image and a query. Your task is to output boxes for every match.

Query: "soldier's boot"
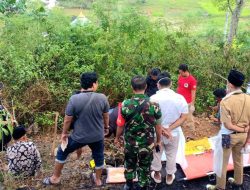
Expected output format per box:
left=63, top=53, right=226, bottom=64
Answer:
left=124, top=180, right=133, bottom=190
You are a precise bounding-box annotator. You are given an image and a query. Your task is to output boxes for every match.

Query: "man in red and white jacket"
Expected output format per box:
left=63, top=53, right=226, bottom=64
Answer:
left=177, top=64, right=197, bottom=131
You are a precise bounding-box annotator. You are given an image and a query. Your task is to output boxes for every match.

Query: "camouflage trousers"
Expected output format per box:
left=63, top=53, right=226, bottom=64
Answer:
left=124, top=143, right=153, bottom=187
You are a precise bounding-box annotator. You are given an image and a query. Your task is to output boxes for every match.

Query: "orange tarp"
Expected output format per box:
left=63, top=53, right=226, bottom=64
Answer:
left=182, top=151, right=250, bottom=180
left=106, top=167, right=138, bottom=184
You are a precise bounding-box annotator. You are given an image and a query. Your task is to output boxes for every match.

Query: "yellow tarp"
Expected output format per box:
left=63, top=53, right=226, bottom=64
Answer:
left=185, top=137, right=211, bottom=155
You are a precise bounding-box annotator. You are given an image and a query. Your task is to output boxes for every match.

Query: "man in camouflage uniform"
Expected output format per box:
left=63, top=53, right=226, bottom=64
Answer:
left=115, top=75, right=162, bottom=190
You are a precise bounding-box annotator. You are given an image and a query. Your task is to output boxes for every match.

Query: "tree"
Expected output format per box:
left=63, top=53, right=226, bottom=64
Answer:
left=213, top=0, right=245, bottom=45
left=0, top=0, right=26, bottom=15
left=227, top=0, right=244, bottom=45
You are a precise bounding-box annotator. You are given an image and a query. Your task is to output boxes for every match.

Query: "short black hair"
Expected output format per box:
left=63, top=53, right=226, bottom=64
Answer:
left=131, top=75, right=146, bottom=91
left=178, top=64, right=188, bottom=72
left=150, top=68, right=161, bottom=76
left=213, top=88, right=226, bottom=98
left=80, top=72, right=98, bottom=89
left=158, top=71, right=171, bottom=81
left=13, top=125, right=26, bottom=140
left=158, top=77, right=171, bottom=87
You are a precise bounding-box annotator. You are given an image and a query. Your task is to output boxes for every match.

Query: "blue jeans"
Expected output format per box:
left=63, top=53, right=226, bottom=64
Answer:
left=56, top=136, right=104, bottom=169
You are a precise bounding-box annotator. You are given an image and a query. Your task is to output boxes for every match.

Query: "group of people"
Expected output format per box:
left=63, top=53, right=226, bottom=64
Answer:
left=0, top=64, right=250, bottom=190
left=41, top=64, right=197, bottom=189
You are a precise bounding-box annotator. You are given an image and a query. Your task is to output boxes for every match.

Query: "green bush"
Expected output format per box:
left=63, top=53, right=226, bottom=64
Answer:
left=0, top=4, right=249, bottom=127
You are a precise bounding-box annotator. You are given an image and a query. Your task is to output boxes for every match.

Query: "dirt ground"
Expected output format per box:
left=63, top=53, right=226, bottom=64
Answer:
left=0, top=116, right=223, bottom=190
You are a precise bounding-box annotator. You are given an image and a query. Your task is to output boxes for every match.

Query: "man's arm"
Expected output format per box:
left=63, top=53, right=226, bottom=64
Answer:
left=191, top=89, right=196, bottom=106
left=103, top=112, right=109, bottom=135
left=155, top=124, right=162, bottom=144
left=223, top=121, right=248, bottom=132
left=115, top=126, right=124, bottom=141
left=244, top=123, right=250, bottom=147
left=62, top=115, right=73, bottom=134
left=103, top=112, right=109, bottom=128
left=61, top=115, right=73, bottom=142
left=169, top=113, right=188, bottom=131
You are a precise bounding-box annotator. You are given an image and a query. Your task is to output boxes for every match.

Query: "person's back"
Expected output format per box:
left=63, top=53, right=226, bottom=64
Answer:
left=220, top=93, right=250, bottom=128
left=7, top=126, right=41, bottom=177
left=68, top=92, right=109, bottom=143
left=122, top=95, right=160, bottom=145
left=115, top=75, right=162, bottom=190
left=207, top=70, right=250, bottom=190
left=8, top=141, right=41, bottom=176
left=150, top=77, right=188, bottom=185
left=151, top=89, right=186, bottom=131
left=43, top=72, right=109, bottom=187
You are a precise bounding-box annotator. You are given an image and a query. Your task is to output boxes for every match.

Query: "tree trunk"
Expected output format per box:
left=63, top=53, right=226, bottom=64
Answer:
left=227, top=0, right=244, bottom=45
left=223, top=9, right=230, bottom=42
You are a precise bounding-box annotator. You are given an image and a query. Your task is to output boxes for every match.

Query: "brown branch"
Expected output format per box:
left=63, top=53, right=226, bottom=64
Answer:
left=190, top=65, right=246, bottom=89
left=51, top=112, right=59, bottom=157
left=227, top=0, right=233, bottom=14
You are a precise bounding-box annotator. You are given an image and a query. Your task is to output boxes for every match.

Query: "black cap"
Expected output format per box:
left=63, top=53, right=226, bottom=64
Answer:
left=228, top=69, right=245, bottom=87
left=12, top=126, right=26, bottom=140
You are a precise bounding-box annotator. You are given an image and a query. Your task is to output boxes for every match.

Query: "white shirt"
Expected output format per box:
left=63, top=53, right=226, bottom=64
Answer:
left=150, top=88, right=189, bottom=138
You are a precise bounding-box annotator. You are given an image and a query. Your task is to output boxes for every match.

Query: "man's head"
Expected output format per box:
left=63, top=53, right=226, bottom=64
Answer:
left=157, top=71, right=171, bottom=81
left=213, top=88, right=226, bottom=99
left=157, top=77, right=172, bottom=90
left=13, top=126, right=27, bottom=141
left=131, top=75, right=147, bottom=92
left=150, top=68, right=161, bottom=81
left=80, top=72, right=98, bottom=91
left=178, top=64, right=189, bottom=77
left=227, top=69, right=245, bottom=93
left=213, top=88, right=226, bottom=103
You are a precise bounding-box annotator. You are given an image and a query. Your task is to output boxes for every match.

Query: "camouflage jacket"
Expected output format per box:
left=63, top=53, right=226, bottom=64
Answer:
left=0, top=107, right=13, bottom=141
left=121, top=94, right=162, bottom=146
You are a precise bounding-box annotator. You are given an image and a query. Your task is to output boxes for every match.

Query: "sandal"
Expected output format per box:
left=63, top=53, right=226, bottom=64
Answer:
left=42, top=177, right=61, bottom=186
left=151, top=171, right=162, bottom=183
left=91, top=173, right=103, bottom=186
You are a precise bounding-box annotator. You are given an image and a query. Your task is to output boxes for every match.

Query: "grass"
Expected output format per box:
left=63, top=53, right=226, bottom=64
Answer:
left=61, top=0, right=250, bottom=34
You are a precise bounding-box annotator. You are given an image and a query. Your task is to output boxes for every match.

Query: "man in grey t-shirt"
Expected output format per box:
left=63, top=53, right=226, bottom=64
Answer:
left=43, top=72, right=109, bottom=187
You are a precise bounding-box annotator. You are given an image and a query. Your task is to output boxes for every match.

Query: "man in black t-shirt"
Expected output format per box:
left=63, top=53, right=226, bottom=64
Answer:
left=145, top=68, right=161, bottom=97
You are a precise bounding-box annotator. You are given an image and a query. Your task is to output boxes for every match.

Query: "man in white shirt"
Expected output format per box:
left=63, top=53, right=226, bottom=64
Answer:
left=150, top=77, right=188, bottom=185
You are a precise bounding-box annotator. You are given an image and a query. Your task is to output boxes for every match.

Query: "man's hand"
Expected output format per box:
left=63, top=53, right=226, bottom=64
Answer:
left=190, top=105, right=195, bottom=113
left=243, top=138, right=250, bottom=150
left=114, top=137, right=119, bottom=145
left=61, top=133, right=68, bottom=143
left=244, top=125, right=250, bottom=133
left=162, top=128, right=173, bottom=140
left=104, top=126, right=109, bottom=137
left=154, top=142, right=161, bottom=153
left=11, top=119, right=18, bottom=126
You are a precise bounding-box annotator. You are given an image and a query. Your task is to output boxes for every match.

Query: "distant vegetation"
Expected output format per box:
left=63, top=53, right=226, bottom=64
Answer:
left=59, top=0, right=250, bottom=35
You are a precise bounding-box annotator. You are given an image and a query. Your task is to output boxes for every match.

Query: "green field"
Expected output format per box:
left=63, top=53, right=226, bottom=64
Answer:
left=62, top=0, right=250, bottom=34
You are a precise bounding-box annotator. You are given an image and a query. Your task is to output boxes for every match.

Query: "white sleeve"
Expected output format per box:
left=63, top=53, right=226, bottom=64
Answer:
left=179, top=96, right=189, bottom=114
left=150, top=95, right=157, bottom=103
